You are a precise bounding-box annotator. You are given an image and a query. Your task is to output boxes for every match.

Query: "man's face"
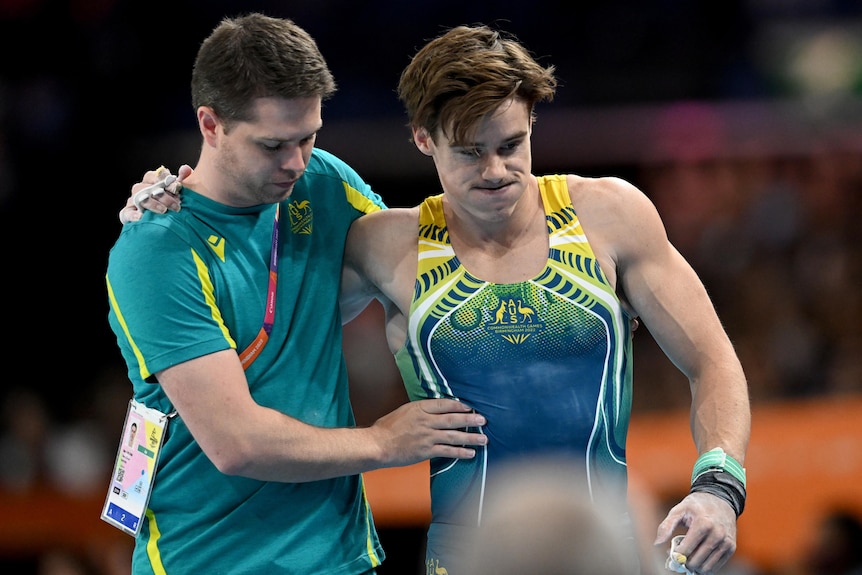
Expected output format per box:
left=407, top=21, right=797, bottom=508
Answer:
left=417, top=98, right=534, bottom=224
left=215, top=96, right=323, bottom=207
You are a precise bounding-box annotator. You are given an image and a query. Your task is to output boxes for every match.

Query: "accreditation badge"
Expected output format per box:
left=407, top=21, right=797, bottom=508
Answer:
left=101, top=399, right=169, bottom=536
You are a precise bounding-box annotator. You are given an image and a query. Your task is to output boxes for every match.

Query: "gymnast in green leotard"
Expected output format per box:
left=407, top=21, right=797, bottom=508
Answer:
left=342, top=24, right=750, bottom=575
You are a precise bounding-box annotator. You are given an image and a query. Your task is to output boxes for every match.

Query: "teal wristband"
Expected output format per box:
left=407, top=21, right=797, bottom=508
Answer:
left=691, top=447, right=746, bottom=487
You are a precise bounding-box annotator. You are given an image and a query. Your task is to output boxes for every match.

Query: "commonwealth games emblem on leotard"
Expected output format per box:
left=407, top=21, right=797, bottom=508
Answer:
left=485, top=298, right=543, bottom=344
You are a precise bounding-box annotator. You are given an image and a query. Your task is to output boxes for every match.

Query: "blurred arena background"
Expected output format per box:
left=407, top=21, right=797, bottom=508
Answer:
left=1, top=1, right=860, bottom=573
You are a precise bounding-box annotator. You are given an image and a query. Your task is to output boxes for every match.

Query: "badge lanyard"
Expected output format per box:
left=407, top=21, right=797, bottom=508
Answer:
left=102, top=400, right=169, bottom=536
left=238, top=204, right=280, bottom=369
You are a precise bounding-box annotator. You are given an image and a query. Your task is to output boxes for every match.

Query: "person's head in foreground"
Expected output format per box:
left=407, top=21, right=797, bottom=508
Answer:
left=457, top=456, right=634, bottom=575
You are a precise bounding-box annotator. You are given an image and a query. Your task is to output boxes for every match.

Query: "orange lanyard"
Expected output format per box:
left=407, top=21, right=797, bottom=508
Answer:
left=238, top=204, right=279, bottom=369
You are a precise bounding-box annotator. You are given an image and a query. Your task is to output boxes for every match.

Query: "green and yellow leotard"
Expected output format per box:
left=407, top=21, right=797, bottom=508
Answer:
left=395, top=175, right=635, bottom=571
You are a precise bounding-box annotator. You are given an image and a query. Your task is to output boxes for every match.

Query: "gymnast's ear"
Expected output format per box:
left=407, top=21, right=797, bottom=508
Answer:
left=412, top=126, right=434, bottom=157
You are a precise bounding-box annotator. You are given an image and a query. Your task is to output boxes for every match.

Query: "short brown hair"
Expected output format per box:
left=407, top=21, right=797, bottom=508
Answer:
left=191, top=13, right=336, bottom=126
left=397, top=25, right=556, bottom=145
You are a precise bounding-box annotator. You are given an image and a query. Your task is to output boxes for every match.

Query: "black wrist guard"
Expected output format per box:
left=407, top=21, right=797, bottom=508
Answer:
left=689, top=470, right=746, bottom=517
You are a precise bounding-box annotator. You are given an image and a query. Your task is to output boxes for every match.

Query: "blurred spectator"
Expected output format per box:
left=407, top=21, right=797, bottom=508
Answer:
left=782, top=509, right=862, bottom=575
left=806, top=510, right=862, bottom=575
left=37, top=549, right=90, bottom=575
left=635, top=128, right=862, bottom=409
left=455, top=456, right=638, bottom=575
left=0, top=388, right=51, bottom=491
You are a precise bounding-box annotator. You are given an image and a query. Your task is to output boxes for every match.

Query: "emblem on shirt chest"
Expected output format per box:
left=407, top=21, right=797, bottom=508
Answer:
left=288, top=199, right=313, bottom=235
